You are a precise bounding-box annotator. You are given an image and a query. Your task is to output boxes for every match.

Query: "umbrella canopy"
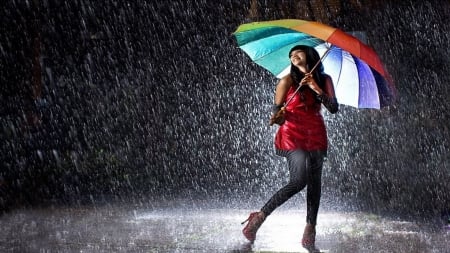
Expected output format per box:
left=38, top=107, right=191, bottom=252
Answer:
left=234, top=19, right=395, bottom=109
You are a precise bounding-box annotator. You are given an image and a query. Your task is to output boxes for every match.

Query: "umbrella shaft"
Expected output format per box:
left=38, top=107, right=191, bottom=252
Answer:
left=310, top=46, right=332, bottom=74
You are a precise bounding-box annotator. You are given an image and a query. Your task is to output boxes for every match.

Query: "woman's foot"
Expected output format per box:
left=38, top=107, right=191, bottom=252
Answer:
left=242, top=211, right=266, bottom=242
left=301, top=223, right=316, bottom=248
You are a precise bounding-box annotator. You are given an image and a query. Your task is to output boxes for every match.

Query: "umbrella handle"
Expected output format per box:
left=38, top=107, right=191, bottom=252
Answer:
left=284, top=46, right=332, bottom=107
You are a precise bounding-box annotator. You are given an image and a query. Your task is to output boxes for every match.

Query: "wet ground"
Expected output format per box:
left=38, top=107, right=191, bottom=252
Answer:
left=0, top=201, right=449, bottom=253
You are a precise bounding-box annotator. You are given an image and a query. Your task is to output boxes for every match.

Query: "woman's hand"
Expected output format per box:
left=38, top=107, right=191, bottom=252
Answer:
left=269, top=107, right=286, bottom=126
left=301, top=73, right=323, bottom=95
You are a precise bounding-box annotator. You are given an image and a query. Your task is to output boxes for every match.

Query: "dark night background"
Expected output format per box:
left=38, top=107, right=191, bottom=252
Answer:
left=1, top=0, right=449, bottom=219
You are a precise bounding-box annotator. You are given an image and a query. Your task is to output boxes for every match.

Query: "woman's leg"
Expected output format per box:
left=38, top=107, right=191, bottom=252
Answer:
left=305, top=151, right=325, bottom=226
left=243, top=150, right=309, bottom=241
left=261, top=150, right=308, bottom=216
left=301, top=151, right=325, bottom=248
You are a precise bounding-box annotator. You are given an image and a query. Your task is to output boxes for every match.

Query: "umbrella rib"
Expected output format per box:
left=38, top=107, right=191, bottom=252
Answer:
left=333, top=49, right=355, bottom=91
left=334, top=60, right=344, bottom=90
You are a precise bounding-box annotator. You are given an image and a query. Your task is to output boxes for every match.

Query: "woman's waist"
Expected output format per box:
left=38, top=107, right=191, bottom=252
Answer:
left=281, top=119, right=326, bottom=132
left=285, top=103, right=321, bottom=112
left=285, top=108, right=323, bottom=120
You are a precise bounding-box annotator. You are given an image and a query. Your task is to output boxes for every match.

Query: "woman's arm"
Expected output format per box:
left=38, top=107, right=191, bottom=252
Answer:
left=274, top=75, right=292, bottom=106
left=317, top=75, right=338, bottom=114
left=269, top=76, right=292, bottom=126
left=302, top=74, right=338, bottom=114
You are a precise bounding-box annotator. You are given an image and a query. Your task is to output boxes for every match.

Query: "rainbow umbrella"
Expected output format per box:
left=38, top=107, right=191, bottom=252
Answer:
left=233, top=19, right=395, bottom=109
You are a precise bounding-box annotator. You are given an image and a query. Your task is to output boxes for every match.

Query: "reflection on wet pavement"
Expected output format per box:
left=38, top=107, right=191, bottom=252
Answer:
left=0, top=204, right=448, bottom=252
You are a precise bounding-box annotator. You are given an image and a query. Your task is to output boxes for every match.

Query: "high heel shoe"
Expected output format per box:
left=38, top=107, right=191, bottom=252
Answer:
left=241, top=211, right=265, bottom=242
left=301, top=224, right=316, bottom=248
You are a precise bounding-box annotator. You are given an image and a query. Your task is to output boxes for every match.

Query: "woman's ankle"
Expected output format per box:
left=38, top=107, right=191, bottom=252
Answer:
left=304, top=223, right=315, bottom=233
left=258, top=211, right=266, bottom=220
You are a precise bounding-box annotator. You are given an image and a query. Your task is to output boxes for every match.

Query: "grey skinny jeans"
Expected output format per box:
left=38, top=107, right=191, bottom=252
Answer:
left=261, top=150, right=325, bottom=225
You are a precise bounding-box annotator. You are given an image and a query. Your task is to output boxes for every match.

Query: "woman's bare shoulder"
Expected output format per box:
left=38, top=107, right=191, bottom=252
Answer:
left=278, top=74, right=293, bottom=86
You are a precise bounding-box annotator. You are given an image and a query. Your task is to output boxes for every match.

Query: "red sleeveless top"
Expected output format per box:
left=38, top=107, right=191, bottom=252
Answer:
left=275, top=85, right=327, bottom=152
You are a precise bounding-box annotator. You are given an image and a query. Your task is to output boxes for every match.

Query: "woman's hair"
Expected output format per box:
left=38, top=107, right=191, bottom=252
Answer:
left=288, top=45, right=325, bottom=88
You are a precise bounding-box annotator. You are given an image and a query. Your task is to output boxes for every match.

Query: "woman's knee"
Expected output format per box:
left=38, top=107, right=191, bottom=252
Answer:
left=286, top=179, right=306, bottom=193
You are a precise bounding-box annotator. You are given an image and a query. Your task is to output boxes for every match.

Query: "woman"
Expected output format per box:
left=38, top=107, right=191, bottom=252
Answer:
left=241, top=45, right=338, bottom=249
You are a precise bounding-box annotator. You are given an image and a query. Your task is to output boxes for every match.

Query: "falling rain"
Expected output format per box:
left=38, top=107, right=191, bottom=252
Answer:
left=1, top=0, right=449, bottom=252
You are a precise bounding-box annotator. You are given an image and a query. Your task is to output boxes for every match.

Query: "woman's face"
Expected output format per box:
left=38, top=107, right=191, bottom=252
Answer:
left=289, top=50, right=307, bottom=67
